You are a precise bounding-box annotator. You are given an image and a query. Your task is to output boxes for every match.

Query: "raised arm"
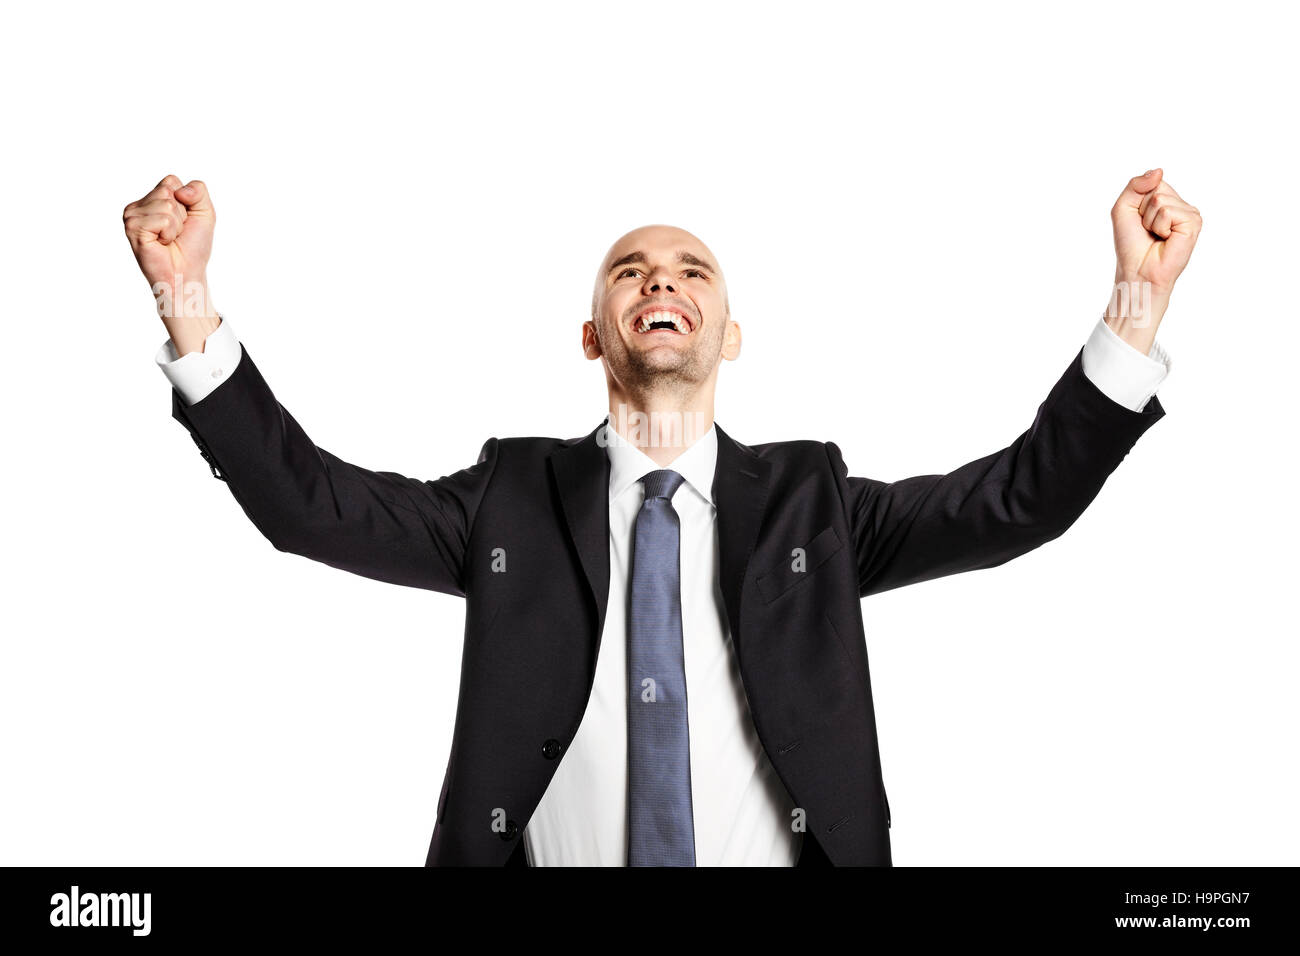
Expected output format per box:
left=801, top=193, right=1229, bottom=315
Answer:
left=124, top=174, right=496, bottom=596
left=831, top=168, right=1201, bottom=599
left=168, top=339, right=497, bottom=595
left=830, top=345, right=1163, bottom=597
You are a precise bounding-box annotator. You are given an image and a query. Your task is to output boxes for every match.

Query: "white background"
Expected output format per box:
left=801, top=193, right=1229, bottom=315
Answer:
left=1, top=0, right=1296, bottom=866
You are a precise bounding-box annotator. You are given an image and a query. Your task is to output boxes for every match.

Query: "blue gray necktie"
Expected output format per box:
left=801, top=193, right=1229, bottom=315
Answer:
left=627, top=468, right=696, bottom=867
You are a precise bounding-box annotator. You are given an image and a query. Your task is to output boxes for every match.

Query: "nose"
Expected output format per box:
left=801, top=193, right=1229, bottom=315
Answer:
left=644, top=268, right=676, bottom=294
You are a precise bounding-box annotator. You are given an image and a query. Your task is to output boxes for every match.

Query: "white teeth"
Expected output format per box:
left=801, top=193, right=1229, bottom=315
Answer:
left=636, top=311, right=689, bottom=333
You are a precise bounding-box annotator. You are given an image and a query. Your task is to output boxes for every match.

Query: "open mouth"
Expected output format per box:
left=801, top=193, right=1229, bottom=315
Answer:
left=631, top=309, right=695, bottom=335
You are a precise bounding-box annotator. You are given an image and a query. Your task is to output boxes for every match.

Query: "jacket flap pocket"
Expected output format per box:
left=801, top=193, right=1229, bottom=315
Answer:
left=755, top=524, right=843, bottom=604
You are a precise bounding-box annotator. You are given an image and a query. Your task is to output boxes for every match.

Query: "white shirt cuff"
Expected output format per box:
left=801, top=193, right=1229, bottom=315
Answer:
left=154, top=313, right=242, bottom=406
left=1080, top=316, right=1171, bottom=413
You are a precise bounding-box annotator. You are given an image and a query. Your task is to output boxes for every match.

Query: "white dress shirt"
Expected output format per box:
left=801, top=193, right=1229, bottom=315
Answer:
left=155, top=313, right=1172, bottom=865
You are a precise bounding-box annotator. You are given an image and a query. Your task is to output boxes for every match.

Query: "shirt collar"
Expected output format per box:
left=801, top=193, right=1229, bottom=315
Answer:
left=602, top=418, right=718, bottom=507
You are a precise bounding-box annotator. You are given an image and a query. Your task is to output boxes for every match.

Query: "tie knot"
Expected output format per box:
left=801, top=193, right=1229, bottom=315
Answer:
left=641, top=469, right=686, bottom=502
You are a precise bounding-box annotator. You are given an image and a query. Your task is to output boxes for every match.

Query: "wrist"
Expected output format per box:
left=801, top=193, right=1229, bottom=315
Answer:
left=150, top=270, right=213, bottom=319
left=161, top=312, right=222, bottom=358
left=1104, top=276, right=1169, bottom=356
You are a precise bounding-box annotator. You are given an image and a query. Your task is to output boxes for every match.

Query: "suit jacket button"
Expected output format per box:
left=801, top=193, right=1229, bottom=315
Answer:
left=500, top=819, right=519, bottom=840
left=542, top=738, right=563, bottom=759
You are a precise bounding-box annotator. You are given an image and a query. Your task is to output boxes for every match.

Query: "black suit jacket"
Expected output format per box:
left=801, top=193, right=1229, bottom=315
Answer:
left=168, top=342, right=1164, bottom=866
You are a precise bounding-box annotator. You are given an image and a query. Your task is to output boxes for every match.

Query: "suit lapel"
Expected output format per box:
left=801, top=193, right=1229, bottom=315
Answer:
left=712, top=422, right=772, bottom=660
left=548, top=420, right=613, bottom=666
left=548, top=418, right=772, bottom=671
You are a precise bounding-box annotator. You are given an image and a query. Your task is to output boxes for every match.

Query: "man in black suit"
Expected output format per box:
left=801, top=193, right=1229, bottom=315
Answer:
left=123, top=169, right=1201, bottom=865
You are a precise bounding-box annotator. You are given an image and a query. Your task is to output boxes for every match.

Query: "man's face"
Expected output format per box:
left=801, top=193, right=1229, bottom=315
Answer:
left=586, top=225, right=738, bottom=393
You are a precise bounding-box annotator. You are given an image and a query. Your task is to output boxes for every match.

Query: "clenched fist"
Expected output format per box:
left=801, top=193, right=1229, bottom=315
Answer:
left=123, top=174, right=219, bottom=354
left=1106, top=168, right=1203, bottom=355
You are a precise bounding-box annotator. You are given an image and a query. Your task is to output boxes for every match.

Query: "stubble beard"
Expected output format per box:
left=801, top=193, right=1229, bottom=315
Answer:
left=615, top=332, right=717, bottom=397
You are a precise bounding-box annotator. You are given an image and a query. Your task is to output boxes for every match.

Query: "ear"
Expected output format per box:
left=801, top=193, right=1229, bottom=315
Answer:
left=720, top=319, right=741, bottom=361
left=582, top=321, right=603, bottom=360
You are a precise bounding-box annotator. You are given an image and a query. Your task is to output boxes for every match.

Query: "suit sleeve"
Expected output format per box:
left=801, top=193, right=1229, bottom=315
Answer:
left=828, top=345, right=1165, bottom=598
left=168, top=340, right=498, bottom=597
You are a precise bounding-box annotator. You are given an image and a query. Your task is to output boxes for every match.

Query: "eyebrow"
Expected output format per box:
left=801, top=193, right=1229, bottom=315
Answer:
left=606, top=250, right=719, bottom=277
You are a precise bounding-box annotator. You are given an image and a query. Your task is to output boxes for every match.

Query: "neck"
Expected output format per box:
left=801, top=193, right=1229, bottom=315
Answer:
left=605, top=384, right=715, bottom=468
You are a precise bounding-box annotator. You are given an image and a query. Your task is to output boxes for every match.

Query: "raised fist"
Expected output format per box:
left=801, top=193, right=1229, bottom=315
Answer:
left=1111, top=168, right=1202, bottom=298
left=123, top=174, right=217, bottom=318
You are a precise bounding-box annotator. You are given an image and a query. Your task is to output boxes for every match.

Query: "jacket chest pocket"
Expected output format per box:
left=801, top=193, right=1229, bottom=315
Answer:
left=755, top=524, right=843, bottom=604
